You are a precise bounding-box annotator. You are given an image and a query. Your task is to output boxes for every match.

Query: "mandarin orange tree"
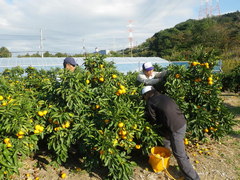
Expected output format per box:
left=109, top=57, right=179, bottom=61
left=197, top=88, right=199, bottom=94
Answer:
left=221, top=65, right=240, bottom=93
left=0, top=54, right=163, bottom=180
left=163, top=47, right=235, bottom=142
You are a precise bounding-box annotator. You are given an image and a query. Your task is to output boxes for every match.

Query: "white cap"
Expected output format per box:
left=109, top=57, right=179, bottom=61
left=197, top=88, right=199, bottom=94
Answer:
left=143, top=62, right=154, bottom=71
left=142, top=86, right=154, bottom=95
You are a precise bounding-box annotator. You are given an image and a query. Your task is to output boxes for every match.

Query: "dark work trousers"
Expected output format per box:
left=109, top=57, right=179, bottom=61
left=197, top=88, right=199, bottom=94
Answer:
left=162, top=124, right=200, bottom=180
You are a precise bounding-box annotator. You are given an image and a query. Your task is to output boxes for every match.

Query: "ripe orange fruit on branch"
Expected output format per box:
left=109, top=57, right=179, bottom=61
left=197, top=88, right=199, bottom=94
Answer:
left=118, top=122, right=124, bottom=128
left=112, top=74, right=116, bottom=79
left=135, top=145, right=141, bottom=149
left=204, top=128, right=209, bottom=133
left=18, top=130, right=24, bottom=135
left=43, top=110, right=48, bottom=115
left=121, top=131, right=127, bottom=136
left=17, top=135, right=23, bottom=139
left=208, top=81, right=213, bottom=85
left=118, top=89, right=123, bottom=94
left=122, top=135, right=127, bottom=140
left=4, top=138, right=10, bottom=144
left=65, top=121, right=70, bottom=128
left=99, top=77, right=104, bottom=82
left=39, top=126, right=44, bottom=132
left=7, top=143, right=12, bottom=148
left=34, top=130, right=40, bottom=134
left=38, top=111, right=43, bottom=116
left=120, top=85, right=125, bottom=90
left=192, top=62, right=198, bottom=66
left=35, top=125, right=41, bottom=130
left=208, top=77, right=212, bottom=81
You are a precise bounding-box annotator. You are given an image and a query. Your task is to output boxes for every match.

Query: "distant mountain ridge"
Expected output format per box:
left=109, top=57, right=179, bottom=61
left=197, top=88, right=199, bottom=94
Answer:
left=132, top=11, right=240, bottom=61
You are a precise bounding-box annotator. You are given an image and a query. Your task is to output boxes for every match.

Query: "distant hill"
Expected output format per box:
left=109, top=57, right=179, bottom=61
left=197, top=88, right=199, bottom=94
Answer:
left=126, top=11, right=240, bottom=61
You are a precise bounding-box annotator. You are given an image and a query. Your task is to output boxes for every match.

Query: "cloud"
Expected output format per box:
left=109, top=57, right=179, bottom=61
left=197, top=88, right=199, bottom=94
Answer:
left=0, top=0, right=224, bottom=56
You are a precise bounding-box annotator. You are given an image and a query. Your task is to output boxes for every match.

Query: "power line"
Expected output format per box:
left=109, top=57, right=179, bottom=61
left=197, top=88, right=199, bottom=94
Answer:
left=134, top=0, right=171, bottom=27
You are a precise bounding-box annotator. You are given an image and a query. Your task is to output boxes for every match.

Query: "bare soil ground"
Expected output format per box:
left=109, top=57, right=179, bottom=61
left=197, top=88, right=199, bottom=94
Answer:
left=14, top=92, right=240, bottom=180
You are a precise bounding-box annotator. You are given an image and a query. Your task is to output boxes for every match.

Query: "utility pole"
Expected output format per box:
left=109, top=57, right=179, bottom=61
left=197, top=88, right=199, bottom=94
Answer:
left=136, top=41, right=138, bottom=57
left=127, top=20, right=134, bottom=57
left=40, top=29, right=46, bottom=58
left=83, top=39, right=86, bottom=57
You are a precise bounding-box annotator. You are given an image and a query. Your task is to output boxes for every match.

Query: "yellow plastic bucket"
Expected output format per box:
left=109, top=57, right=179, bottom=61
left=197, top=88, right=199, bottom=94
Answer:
left=148, top=147, right=171, bottom=172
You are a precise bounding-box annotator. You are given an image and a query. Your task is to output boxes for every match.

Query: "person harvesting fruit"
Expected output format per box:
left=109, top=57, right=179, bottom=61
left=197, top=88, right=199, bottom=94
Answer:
left=137, top=62, right=167, bottom=85
left=63, top=57, right=78, bottom=72
left=56, top=57, right=79, bottom=82
left=142, top=86, right=200, bottom=180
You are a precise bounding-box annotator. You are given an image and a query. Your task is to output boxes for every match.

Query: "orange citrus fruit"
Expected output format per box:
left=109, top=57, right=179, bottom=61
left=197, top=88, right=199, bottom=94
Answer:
left=34, top=130, right=40, bottom=134
left=38, top=111, right=43, bottom=116
left=35, top=125, right=41, bottom=130
left=39, top=126, right=44, bottom=132
left=118, top=89, right=123, bottom=94
left=118, top=122, right=124, bottom=128
left=4, top=138, right=10, bottom=144
left=208, top=77, right=212, bottom=81
left=18, top=130, right=24, bottom=135
left=135, top=145, right=141, bottom=149
left=7, top=143, right=12, bottom=148
left=120, top=85, right=125, bottom=90
left=112, top=74, right=116, bottom=79
left=0, top=96, right=3, bottom=100
left=18, top=135, right=23, bottom=139
left=86, top=79, right=90, bottom=84
left=43, top=110, right=48, bottom=115
left=121, top=131, right=127, bottom=136
left=122, top=135, right=127, bottom=140
left=99, top=77, right=104, bottom=82
left=208, top=81, right=213, bottom=85
left=192, top=62, right=198, bottom=66
left=65, top=121, right=70, bottom=128
left=160, top=152, right=166, bottom=157
left=61, top=173, right=66, bottom=178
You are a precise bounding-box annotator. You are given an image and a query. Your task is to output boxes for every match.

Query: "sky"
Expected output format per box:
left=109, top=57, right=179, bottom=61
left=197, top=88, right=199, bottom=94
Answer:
left=0, top=0, right=239, bottom=56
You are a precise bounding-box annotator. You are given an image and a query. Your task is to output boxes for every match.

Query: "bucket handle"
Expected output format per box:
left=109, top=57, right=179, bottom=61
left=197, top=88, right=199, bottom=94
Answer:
left=149, top=153, right=184, bottom=180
